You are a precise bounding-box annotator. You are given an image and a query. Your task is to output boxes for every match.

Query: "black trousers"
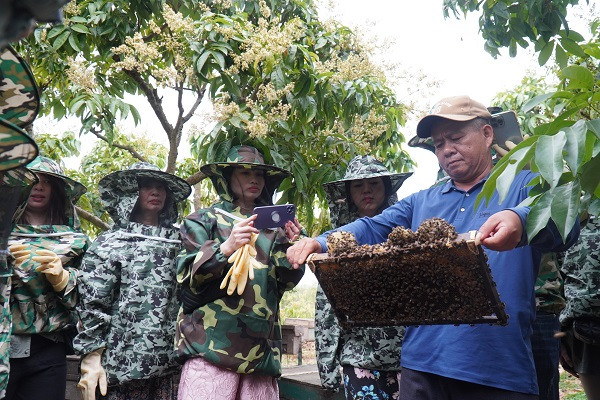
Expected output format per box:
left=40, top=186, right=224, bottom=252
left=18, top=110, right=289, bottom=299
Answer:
left=400, top=367, right=539, bottom=400
left=5, top=335, right=67, bottom=400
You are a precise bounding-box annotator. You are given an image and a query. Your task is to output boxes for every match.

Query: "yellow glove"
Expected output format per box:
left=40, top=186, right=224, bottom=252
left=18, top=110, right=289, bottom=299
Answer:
left=77, top=348, right=108, bottom=400
left=8, top=244, right=30, bottom=267
left=32, top=249, right=69, bottom=292
left=220, top=233, right=260, bottom=295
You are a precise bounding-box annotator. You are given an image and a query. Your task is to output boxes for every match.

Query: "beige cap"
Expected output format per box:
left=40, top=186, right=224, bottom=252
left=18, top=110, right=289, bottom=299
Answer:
left=416, top=95, right=492, bottom=138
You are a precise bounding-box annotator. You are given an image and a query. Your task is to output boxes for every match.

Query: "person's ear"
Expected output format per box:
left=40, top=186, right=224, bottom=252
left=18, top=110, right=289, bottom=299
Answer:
left=482, top=124, right=494, bottom=148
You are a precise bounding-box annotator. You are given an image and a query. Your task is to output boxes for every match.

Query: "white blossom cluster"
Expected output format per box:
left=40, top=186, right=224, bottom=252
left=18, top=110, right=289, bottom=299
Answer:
left=65, top=57, right=97, bottom=94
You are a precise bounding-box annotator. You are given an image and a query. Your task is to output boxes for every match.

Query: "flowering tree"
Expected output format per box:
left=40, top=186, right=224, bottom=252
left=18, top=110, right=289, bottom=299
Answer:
left=445, top=0, right=599, bottom=241
left=18, top=0, right=412, bottom=233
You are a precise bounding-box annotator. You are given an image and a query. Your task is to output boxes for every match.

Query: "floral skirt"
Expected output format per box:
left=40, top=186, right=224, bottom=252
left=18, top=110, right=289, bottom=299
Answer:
left=342, top=365, right=401, bottom=400
left=101, top=374, right=178, bottom=400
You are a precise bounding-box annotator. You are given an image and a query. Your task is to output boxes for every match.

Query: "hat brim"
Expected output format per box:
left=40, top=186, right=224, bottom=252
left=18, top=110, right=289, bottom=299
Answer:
left=324, top=172, right=412, bottom=198
left=200, top=162, right=291, bottom=180
left=416, top=114, right=478, bottom=138
left=408, top=135, right=435, bottom=153
left=99, top=169, right=192, bottom=203
left=0, top=45, right=40, bottom=128
left=0, top=117, right=38, bottom=172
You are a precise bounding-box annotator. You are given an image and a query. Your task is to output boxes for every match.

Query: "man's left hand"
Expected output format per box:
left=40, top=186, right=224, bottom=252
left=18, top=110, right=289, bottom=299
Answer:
left=477, top=210, right=523, bottom=251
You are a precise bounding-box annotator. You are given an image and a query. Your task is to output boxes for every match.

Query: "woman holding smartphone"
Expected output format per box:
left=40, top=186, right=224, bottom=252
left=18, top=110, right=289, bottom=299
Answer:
left=176, top=145, right=303, bottom=400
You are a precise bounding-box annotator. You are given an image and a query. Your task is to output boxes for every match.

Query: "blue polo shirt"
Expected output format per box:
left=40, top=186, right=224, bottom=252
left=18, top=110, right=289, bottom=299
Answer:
left=315, top=170, right=579, bottom=394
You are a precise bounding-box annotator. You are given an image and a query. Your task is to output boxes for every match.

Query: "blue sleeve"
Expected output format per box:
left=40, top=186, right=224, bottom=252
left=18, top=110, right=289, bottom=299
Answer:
left=316, top=196, right=414, bottom=251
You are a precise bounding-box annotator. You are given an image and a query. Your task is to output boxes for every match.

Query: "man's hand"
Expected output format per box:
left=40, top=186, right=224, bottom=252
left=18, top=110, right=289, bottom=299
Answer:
left=286, top=238, right=322, bottom=269
left=559, top=342, right=578, bottom=378
left=477, top=210, right=523, bottom=251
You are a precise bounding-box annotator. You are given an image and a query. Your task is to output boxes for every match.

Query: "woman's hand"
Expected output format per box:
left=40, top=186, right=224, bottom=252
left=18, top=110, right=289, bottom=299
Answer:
left=284, top=217, right=303, bottom=242
left=220, top=214, right=259, bottom=257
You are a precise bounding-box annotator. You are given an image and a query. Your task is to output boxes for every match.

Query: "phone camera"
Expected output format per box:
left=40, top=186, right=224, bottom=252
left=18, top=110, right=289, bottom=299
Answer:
left=271, top=211, right=281, bottom=223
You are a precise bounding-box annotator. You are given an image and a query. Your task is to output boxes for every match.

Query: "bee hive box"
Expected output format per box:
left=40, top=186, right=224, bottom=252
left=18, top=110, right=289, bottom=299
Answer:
left=308, top=219, right=508, bottom=328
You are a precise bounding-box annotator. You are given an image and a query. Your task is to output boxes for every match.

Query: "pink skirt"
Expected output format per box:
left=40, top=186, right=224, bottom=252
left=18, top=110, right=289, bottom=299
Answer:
left=177, top=357, right=279, bottom=400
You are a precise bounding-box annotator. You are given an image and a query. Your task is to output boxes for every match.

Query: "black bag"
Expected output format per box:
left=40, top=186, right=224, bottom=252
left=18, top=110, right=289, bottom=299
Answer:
left=573, top=318, right=600, bottom=345
left=179, top=281, right=228, bottom=315
left=62, top=324, right=78, bottom=355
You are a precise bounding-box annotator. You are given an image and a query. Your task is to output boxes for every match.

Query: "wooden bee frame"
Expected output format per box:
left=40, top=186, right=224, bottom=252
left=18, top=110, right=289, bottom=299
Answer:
left=308, top=240, right=508, bottom=328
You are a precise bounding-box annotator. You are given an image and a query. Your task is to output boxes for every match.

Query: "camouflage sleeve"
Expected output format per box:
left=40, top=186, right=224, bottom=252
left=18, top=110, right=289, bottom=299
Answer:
left=177, top=214, right=228, bottom=287
left=272, top=233, right=304, bottom=295
left=73, top=234, right=119, bottom=355
left=314, top=285, right=342, bottom=391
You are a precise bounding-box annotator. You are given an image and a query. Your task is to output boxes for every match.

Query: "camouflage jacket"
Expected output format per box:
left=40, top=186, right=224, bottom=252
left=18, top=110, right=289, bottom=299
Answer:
left=316, top=155, right=405, bottom=390
left=560, top=216, right=600, bottom=325
left=8, top=224, right=88, bottom=334
left=175, top=200, right=304, bottom=377
left=535, top=253, right=565, bottom=314
left=73, top=164, right=186, bottom=385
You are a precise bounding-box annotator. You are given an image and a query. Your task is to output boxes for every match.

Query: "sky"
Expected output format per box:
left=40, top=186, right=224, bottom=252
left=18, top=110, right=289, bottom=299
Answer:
left=47, top=1, right=592, bottom=285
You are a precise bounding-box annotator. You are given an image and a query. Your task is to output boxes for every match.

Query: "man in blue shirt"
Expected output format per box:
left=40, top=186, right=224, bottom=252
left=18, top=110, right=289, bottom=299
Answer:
left=287, top=95, right=579, bottom=399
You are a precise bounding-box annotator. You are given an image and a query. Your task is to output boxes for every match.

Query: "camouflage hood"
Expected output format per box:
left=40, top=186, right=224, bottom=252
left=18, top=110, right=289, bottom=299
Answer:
left=99, top=162, right=192, bottom=227
left=0, top=45, right=39, bottom=171
left=1, top=0, right=69, bottom=49
left=26, top=156, right=86, bottom=228
left=0, top=167, right=37, bottom=250
left=323, top=155, right=412, bottom=228
left=200, top=145, right=290, bottom=205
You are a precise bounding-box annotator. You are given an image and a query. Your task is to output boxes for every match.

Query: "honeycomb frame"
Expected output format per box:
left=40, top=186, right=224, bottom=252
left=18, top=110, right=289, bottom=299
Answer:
left=308, top=240, right=508, bottom=328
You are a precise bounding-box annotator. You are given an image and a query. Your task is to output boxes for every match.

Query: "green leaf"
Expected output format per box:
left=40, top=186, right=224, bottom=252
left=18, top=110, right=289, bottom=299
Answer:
left=534, top=131, right=566, bottom=189
left=554, top=45, right=568, bottom=69
left=588, top=119, right=600, bottom=139
left=522, top=93, right=554, bottom=112
left=561, top=65, right=594, bottom=90
left=562, top=120, right=587, bottom=175
left=538, top=40, right=554, bottom=66
left=496, top=144, right=536, bottom=202
left=68, top=33, right=81, bottom=52
left=526, top=190, right=555, bottom=241
left=559, top=37, right=587, bottom=57
left=71, top=24, right=91, bottom=34
left=52, top=30, right=71, bottom=50
left=580, top=154, right=600, bottom=194
left=549, top=180, right=581, bottom=242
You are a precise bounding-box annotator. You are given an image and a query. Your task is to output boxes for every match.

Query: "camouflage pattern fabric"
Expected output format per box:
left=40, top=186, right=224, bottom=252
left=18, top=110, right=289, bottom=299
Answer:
left=0, top=46, right=39, bottom=171
left=73, top=222, right=182, bottom=385
left=99, top=162, right=192, bottom=228
left=0, top=167, right=35, bottom=397
left=0, top=0, right=69, bottom=49
left=316, top=155, right=407, bottom=390
left=176, top=146, right=302, bottom=377
left=200, top=145, right=290, bottom=206
left=560, top=216, right=600, bottom=325
left=8, top=224, right=89, bottom=334
left=0, top=46, right=39, bottom=128
left=323, top=155, right=412, bottom=229
left=535, top=253, right=566, bottom=314
left=74, top=162, right=190, bottom=385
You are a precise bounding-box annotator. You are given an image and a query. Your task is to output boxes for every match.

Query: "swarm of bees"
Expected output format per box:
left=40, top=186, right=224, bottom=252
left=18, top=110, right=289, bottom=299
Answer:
left=317, top=218, right=507, bottom=327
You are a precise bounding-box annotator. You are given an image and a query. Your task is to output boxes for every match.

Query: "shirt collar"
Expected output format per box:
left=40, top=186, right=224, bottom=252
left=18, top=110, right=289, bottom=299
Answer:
left=441, top=173, right=491, bottom=194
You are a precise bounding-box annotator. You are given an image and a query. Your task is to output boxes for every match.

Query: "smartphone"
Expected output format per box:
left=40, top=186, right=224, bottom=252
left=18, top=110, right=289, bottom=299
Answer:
left=491, top=111, right=523, bottom=150
left=253, top=204, right=296, bottom=230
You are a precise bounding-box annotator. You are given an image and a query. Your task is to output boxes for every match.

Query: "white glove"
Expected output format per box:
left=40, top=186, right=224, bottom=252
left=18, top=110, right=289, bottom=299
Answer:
left=77, top=348, right=108, bottom=400
left=32, top=249, right=69, bottom=292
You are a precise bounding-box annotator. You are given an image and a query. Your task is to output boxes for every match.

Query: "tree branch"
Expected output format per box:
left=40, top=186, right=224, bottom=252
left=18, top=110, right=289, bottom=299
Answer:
left=183, top=84, right=206, bottom=123
left=123, top=68, right=174, bottom=135
left=186, top=170, right=208, bottom=186
left=76, top=206, right=110, bottom=231
left=90, top=128, right=148, bottom=162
